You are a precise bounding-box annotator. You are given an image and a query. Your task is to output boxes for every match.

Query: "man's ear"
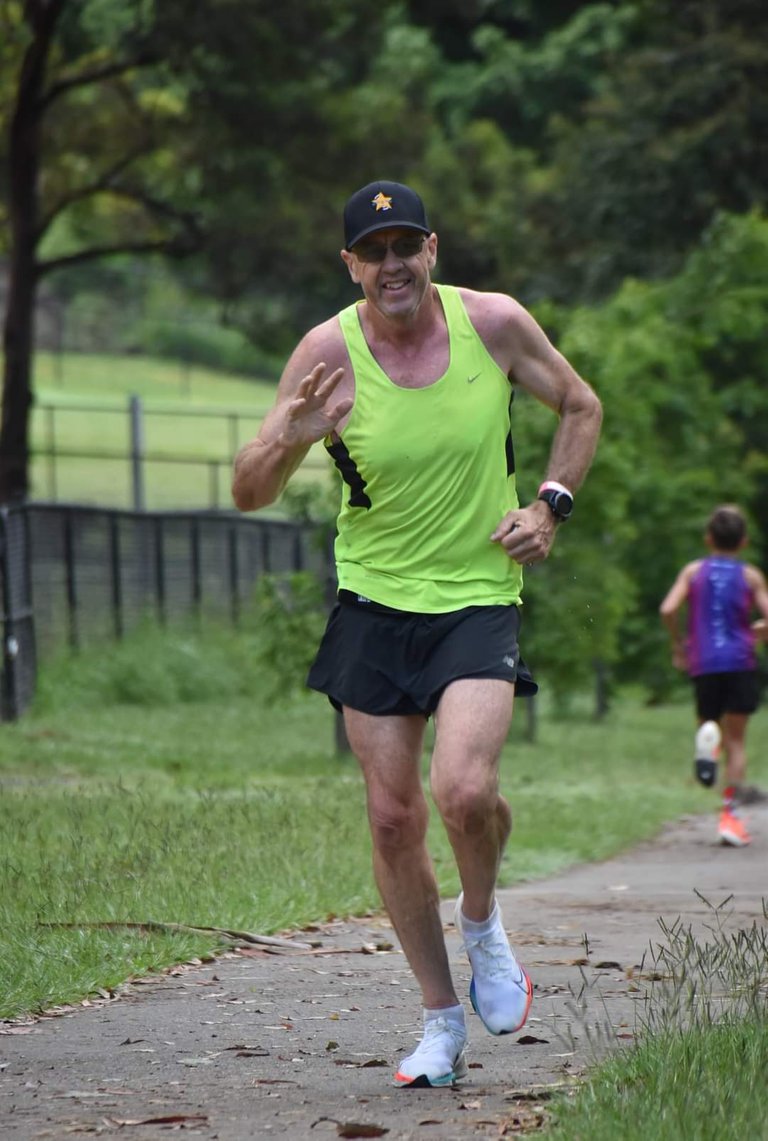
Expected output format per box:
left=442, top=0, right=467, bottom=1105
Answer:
left=424, top=233, right=438, bottom=271
left=340, top=249, right=360, bottom=284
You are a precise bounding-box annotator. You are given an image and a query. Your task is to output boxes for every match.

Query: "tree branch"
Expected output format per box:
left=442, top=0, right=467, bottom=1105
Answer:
left=36, top=149, right=151, bottom=237
left=41, top=50, right=158, bottom=110
left=37, top=232, right=201, bottom=277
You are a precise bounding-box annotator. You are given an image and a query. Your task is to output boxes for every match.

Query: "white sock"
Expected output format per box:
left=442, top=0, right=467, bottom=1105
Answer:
left=459, top=900, right=501, bottom=938
left=424, top=1003, right=465, bottom=1031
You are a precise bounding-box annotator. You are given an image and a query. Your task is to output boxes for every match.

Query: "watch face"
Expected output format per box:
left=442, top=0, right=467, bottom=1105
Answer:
left=553, top=491, right=573, bottom=519
left=539, top=489, right=573, bottom=520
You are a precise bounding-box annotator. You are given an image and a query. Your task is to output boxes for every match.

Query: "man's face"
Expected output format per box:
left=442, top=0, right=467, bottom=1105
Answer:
left=341, top=227, right=437, bottom=319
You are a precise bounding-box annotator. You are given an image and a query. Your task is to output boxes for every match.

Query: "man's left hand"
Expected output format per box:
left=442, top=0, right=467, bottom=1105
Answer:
left=491, top=501, right=558, bottom=565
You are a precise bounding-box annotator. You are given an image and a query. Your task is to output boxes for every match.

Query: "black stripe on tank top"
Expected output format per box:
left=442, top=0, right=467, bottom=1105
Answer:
left=505, top=391, right=515, bottom=476
left=326, top=438, right=372, bottom=509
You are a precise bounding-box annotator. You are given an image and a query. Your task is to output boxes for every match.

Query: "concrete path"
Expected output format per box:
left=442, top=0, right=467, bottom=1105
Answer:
left=3, top=805, right=766, bottom=1140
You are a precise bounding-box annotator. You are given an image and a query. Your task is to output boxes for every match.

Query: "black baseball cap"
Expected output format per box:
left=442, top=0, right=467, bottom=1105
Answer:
left=343, top=180, right=431, bottom=250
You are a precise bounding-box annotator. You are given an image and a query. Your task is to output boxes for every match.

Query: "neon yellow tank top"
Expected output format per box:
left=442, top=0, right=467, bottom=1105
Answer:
left=327, top=283, right=522, bottom=612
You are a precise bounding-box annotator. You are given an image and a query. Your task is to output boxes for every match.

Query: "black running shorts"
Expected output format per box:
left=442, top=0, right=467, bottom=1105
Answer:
left=306, top=590, right=537, bottom=717
left=692, top=670, right=760, bottom=721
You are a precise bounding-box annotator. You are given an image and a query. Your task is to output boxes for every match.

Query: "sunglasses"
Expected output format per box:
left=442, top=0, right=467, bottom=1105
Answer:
left=352, top=234, right=426, bottom=263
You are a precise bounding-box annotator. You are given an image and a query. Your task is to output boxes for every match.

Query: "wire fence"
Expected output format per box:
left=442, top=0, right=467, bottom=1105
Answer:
left=30, top=395, right=330, bottom=511
left=0, top=502, right=329, bottom=721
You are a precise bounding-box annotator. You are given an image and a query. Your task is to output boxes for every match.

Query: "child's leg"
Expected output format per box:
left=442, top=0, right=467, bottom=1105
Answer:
left=718, top=711, right=753, bottom=846
left=692, top=675, right=722, bottom=787
left=721, top=711, right=749, bottom=790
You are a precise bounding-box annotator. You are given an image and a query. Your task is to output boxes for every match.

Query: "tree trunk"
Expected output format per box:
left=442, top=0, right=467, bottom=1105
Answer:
left=0, top=0, right=64, bottom=504
left=0, top=252, right=37, bottom=504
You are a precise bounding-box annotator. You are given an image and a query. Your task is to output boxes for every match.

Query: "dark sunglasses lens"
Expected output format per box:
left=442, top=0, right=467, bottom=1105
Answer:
left=355, top=244, right=387, bottom=263
left=393, top=236, right=424, bottom=257
left=354, top=235, right=424, bottom=262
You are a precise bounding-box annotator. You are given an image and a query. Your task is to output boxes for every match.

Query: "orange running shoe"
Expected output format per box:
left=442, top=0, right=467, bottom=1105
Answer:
left=718, top=809, right=751, bottom=847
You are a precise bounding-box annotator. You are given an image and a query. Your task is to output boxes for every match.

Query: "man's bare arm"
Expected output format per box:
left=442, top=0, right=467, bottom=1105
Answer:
left=505, top=302, right=602, bottom=491
left=232, top=329, right=351, bottom=512
left=474, top=295, right=602, bottom=564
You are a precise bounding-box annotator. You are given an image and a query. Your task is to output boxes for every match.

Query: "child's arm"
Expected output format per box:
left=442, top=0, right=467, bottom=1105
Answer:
left=659, top=562, right=698, bottom=670
left=746, top=565, right=768, bottom=644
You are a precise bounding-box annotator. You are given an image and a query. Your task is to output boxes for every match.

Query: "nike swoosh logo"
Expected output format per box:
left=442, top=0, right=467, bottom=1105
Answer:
left=467, top=373, right=480, bottom=384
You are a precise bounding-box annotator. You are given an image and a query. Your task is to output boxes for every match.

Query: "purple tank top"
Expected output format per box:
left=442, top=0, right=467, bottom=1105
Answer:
left=686, top=556, right=756, bottom=675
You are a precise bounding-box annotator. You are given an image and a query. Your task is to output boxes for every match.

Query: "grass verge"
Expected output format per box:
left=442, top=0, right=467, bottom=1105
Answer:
left=544, top=899, right=768, bottom=1139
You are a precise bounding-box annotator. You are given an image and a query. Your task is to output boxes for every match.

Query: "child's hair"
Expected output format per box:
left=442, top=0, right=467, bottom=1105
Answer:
left=706, top=504, right=747, bottom=551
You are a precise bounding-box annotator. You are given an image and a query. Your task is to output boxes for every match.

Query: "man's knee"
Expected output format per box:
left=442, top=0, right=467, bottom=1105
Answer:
left=368, top=797, right=428, bottom=854
left=432, top=773, right=498, bottom=835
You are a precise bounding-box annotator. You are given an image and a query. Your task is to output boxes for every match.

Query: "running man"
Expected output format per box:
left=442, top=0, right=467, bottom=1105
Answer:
left=233, top=180, right=602, bottom=1085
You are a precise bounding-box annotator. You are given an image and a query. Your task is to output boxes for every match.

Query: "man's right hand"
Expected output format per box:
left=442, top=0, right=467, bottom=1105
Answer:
left=279, top=363, right=352, bottom=448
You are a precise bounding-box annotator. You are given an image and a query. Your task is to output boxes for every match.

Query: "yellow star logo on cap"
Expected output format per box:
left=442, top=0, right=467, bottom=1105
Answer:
left=372, top=192, right=393, bottom=212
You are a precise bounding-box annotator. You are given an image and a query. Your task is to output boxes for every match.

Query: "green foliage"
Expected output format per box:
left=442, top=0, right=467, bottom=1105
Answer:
left=547, top=0, right=768, bottom=299
left=7, top=0, right=768, bottom=699
left=137, top=312, right=281, bottom=379
left=248, top=572, right=329, bottom=701
left=551, top=211, right=768, bottom=693
left=33, top=618, right=267, bottom=713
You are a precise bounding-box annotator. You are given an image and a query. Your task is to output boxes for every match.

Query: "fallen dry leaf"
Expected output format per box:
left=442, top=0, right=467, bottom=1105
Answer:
left=337, top=1124, right=389, bottom=1139
left=103, top=1114, right=209, bottom=1127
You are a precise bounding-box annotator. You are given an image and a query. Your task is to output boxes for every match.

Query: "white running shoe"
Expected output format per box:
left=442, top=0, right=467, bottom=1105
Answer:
left=694, top=720, right=721, bottom=788
left=454, top=893, right=533, bottom=1036
left=393, top=1015, right=468, bottom=1088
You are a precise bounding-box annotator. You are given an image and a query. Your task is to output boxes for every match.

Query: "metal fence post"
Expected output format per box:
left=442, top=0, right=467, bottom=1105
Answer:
left=154, top=515, right=166, bottom=625
left=190, top=517, right=202, bottom=617
left=46, top=405, right=58, bottom=500
left=109, top=513, right=123, bottom=639
left=129, top=395, right=145, bottom=512
left=0, top=507, right=37, bottom=721
left=0, top=511, right=18, bottom=720
left=228, top=522, right=240, bottom=625
left=63, top=510, right=79, bottom=650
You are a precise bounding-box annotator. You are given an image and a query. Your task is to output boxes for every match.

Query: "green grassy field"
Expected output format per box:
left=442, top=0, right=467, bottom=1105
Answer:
left=4, top=618, right=763, bottom=1022
left=30, top=350, right=331, bottom=510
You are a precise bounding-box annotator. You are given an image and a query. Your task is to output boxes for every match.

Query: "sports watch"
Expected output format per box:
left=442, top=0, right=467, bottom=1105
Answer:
left=537, top=480, right=574, bottom=522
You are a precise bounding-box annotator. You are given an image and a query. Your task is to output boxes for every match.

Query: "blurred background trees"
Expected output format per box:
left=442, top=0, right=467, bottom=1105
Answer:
left=2, top=0, right=767, bottom=701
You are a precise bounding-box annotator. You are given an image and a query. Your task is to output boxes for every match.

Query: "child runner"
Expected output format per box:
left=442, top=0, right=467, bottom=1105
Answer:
left=660, top=504, right=768, bottom=846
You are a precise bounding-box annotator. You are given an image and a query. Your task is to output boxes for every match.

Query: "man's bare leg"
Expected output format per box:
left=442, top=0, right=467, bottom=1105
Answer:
left=430, top=677, right=532, bottom=1036
left=343, top=706, right=459, bottom=1010
left=430, top=678, right=515, bottom=921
